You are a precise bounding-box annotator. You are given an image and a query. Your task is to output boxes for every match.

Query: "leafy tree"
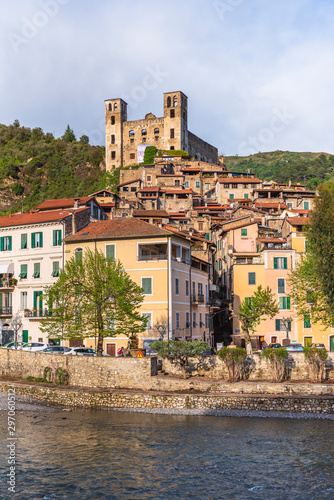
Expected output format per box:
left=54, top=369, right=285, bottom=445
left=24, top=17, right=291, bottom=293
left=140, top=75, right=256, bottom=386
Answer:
left=303, top=347, right=328, bottom=383
left=41, top=249, right=146, bottom=356
left=80, top=134, right=89, bottom=144
left=235, top=285, right=279, bottom=354
left=143, top=146, right=157, bottom=164
left=62, top=124, right=76, bottom=142
left=217, top=347, right=247, bottom=382
left=149, top=340, right=210, bottom=378
left=262, top=347, right=288, bottom=382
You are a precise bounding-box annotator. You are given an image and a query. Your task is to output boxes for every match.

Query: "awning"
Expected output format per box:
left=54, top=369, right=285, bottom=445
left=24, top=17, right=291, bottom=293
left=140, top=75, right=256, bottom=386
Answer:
left=0, top=262, right=14, bottom=274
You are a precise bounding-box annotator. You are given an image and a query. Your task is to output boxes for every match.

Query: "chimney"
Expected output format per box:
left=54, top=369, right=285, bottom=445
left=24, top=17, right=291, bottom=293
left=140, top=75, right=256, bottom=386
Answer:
left=74, top=198, right=80, bottom=209
left=71, top=212, right=76, bottom=235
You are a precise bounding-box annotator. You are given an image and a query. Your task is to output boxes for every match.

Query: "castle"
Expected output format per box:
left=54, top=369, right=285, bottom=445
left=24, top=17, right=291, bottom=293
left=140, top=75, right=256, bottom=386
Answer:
left=105, top=91, right=218, bottom=170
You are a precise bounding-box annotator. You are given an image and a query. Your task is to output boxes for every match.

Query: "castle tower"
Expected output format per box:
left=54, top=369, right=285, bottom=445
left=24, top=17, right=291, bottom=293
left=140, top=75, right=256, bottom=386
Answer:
left=163, top=91, right=188, bottom=153
left=105, top=98, right=127, bottom=170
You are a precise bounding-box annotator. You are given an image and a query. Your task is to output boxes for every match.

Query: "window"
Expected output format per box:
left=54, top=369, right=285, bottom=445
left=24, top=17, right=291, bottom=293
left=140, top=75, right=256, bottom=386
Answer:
left=111, top=134, right=115, bottom=144
left=0, top=236, right=12, bottom=251
left=241, top=228, right=247, bottom=236
left=185, top=279, right=189, bottom=297
left=279, top=296, right=291, bottom=310
left=170, top=109, right=175, bottom=118
left=244, top=193, right=249, bottom=199
left=141, top=129, right=147, bottom=136
left=198, top=283, right=203, bottom=296
left=19, top=264, right=27, bottom=279
left=192, top=281, right=196, bottom=297
left=170, top=129, right=174, bottom=139
left=52, top=261, right=59, bottom=277
left=176, top=312, right=180, bottom=329
left=275, top=319, right=291, bottom=331
left=277, top=278, right=285, bottom=294
left=21, top=291, right=27, bottom=311
left=123, top=186, right=129, bottom=192
left=142, top=312, right=152, bottom=330
left=224, top=183, right=229, bottom=188
left=195, top=181, right=200, bottom=188
left=219, top=259, right=222, bottom=270
left=303, top=201, right=310, bottom=210
left=200, top=313, right=203, bottom=327
left=304, top=314, right=311, bottom=328
left=186, top=312, right=190, bottom=327
left=154, top=128, right=159, bottom=135
left=110, top=116, right=115, bottom=125
left=205, top=183, right=210, bottom=191
left=248, top=272, right=256, bottom=285
left=274, top=257, right=287, bottom=269
left=111, top=151, right=116, bottom=160
left=170, top=146, right=174, bottom=150
left=167, top=96, right=171, bottom=108
left=33, top=290, right=43, bottom=313
left=243, top=184, right=248, bottom=189
left=198, top=222, right=203, bottom=231
left=129, top=130, right=134, bottom=137
left=232, top=183, right=237, bottom=189
left=53, top=230, right=62, bottom=247
left=173, top=96, right=178, bottom=107
left=147, top=175, right=152, bottom=182
left=193, top=312, right=197, bottom=328
left=106, top=244, right=115, bottom=260
left=31, top=232, right=43, bottom=249
left=108, top=103, right=112, bottom=111
left=21, top=233, right=27, bottom=249
left=142, top=277, right=152, bottom=295
left=205, top=313, right=210, bottom=329
left=114, top=103, right=118, bottom=111
left=306, top=290, right=314, bottom=303
left=75, top=248, right=82, bottom=264
left=33, top=262, right=40, bottom=278
left=287, top=202, right=293, bottom=210
left=185, top=181, right=189, bottom=188
left=229, top=194, right=234, bottom=199
left=175, top=277, right=179, bottom=295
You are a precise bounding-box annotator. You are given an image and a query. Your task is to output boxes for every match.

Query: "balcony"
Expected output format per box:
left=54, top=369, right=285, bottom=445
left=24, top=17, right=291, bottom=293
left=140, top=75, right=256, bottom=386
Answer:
left=138, top=243, right=168, bottom=262
left=24, top=309, right=52, bottom=318
left=191, top=294, right=205, bottom=304
left=138, top=254, right=167, bottom=261
left=0, top=307, right=12, bottom=316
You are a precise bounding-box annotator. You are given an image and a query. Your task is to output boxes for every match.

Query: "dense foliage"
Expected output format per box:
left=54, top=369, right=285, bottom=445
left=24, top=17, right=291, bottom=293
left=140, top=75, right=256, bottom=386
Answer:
left=217, top=347, right=247, bottom=382
left=303, top=346, right=328, bottom=383
left=223, top=151, right=334, bottom=190
left=261, top=347, right=289, bottom=382
left=0, top=121, right=106, bottom=213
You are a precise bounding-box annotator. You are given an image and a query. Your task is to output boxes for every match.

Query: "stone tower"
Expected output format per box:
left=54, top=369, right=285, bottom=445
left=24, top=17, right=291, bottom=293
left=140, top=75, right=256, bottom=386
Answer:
left=105, top=98, right=127, bottom=170
left=163, top=91, right=188, bottom=152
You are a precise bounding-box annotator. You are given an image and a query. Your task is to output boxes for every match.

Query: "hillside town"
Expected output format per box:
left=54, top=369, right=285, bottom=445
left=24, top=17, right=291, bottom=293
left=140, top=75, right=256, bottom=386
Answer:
left=0, top=91, right=332, bottom=354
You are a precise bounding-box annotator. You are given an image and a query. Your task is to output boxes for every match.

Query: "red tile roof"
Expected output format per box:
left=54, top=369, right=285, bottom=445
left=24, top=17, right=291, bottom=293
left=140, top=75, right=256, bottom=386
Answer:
left=138, top=186, right=160, bottom=192
left=218, top=177, right=262, bottom=184
left=36, top=197, right=94, bottom=211
left=286, top=217, right=310, bottom=226
left=163, top=189, right=193, bottom=194
left=255, top=201, right=289, bottom=209
left=133, top=210, right=169, bottom=217
left=65, top=217, right=173, bottom=242
left=117, top=178, right=142, bottom=188
left=0, top=208, right=88, bottom=228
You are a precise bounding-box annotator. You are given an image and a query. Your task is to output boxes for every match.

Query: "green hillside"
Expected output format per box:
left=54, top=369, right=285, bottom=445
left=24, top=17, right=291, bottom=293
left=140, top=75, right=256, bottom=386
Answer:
left=0, top=121, right=107, bottom=214
left=222, top=151, right=334, bottom=189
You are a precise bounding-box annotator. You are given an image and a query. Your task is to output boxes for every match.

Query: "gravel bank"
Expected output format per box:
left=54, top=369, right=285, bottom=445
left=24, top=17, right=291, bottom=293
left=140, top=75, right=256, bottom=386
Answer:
left=0, top=392, right=59, bottom=412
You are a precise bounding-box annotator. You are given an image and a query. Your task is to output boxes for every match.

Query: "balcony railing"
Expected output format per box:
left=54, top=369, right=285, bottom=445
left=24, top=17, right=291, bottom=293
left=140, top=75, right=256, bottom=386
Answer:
left=24, top=309, right=52, bottom=318
left=138, top=254, right=168, bottom=261
left=0, top=280, right=15, bottom=289
left=191, top=294, right=205, bottom=304
left=0, top=307, right=12, bottom=316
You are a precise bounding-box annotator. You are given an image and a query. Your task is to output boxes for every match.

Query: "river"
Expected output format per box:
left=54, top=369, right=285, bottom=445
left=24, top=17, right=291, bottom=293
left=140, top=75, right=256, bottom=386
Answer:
left=0, top=400, right=333, bottom=499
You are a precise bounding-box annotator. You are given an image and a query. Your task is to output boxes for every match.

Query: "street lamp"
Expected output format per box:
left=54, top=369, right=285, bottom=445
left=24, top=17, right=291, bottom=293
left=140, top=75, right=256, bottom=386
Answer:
left=155, top=322, right=167, bottom=341
left=11, top=316, right=22, bottom=349
left=281, top=316, right=292, bottom=346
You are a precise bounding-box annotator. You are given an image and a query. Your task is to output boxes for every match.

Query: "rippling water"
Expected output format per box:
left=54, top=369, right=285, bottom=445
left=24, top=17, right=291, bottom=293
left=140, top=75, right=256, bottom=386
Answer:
left=0, top=409, right=333, bottom=499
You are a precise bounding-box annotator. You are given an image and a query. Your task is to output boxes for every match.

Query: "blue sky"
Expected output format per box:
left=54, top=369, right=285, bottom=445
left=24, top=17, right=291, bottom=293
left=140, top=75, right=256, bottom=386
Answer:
left=1, top=0, right=334, bottom=156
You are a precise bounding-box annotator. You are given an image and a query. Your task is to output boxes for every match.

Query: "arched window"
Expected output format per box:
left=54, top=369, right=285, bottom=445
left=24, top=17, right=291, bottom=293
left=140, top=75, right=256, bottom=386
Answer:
left=167, top=96, right=171, bottom=108
left=75, top=248, right=82, bottom=264
left=154, top=128, right=159, bottom=135
left=141, top=129, right=147, bottom=136
left=173, top=96, right=178, bottom=107
left=111, top=116, right=115, bottom=125
left=129, top=130, right=134, bottom=136
left=114, top=103, right=118, bottom=111
left=108, top=103, right=112, bottom=111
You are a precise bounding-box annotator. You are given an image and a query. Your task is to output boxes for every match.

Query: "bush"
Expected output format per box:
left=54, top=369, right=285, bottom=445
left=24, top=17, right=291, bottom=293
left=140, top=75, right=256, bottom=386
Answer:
left=217, top=347, right=247, bottom=382
left=303, top=347, right=328, bottom=383
left=262, top=347, right=288, bottom=382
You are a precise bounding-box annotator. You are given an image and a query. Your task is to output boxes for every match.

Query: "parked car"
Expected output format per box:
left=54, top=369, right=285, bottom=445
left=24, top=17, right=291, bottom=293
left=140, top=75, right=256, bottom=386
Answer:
left=21, top=342, right=49, bottom=352
left=64, top=347, right=97, bottom=356
left=201, top=348, right=216, bottom=356
left=310, top=343, right=326, bottom=349
left=41, top=346, right=71, bottom=354
left=1, top=342, right=26, bottom=349
left=285, top=343, right=304, bottom=352
left=267, top=343, right=282, bottom=349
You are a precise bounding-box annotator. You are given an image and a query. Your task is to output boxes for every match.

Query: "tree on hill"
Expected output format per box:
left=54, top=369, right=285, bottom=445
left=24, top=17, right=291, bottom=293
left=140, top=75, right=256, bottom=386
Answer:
left=235, top=285, right=279, bottom=354
left=41, top=249, right=146, bottom=355
left=62, top=124, right=76, bottom=142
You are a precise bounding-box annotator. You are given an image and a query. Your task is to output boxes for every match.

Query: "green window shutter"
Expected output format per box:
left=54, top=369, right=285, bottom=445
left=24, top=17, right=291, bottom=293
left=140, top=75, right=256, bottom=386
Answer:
left=142, top=278, right=152, bottom=294
left=274, top=257, right=278, bottom=269
left=52, top=261, right=59, bottom=277
left=31, top=233, right=35, bottom=249
left=20, top=264, right=27, bottom=278
left=22, top=330, right=29, bottom=343
left=284, top=257, right=287, bottom=269
left=241, top=229, right=247, bottom=236
left=58, top=230, right=62, bottom=245
left=8, top=236, right=12, bottom=251
left=33, top=291, right=37, bottom=309
left=287, top=297, right=291, bottom=310
left=275, top=319, right=280, bottom=331
left=53, top=230, right=57, bottom=246
left=39, top=232, right=43, bottom=248
left=0, top=237, right=4, bottom=252
left=279, top=297, right=283, bottom=309
left=278, top=279, right=285, bottom=294
left=106, top=244, right=115, bottom=260
left=21, top=233, right=27, bottom=249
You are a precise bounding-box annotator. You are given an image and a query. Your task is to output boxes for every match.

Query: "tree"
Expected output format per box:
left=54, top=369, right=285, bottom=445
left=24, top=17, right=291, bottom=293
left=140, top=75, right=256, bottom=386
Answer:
left=261, top=347, right=289, bottom=382
left=143, top=146, right=157, bottom=164
left=149, top=340, right=210, bottom=378
left=235, top=285, right=279, bottom=354
left=303, top=346, right=328, bottom=383
left=80, top=134, right=89, bottom=144
left=217, top=347, right=247, bottom=382
left=62, top=124, right=76, bottom=142
left=41, top=249, right=146, bottom=355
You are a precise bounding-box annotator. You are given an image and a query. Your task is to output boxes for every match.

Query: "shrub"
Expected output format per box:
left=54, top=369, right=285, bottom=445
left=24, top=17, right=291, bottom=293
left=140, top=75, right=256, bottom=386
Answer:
left=217, top=347, right=247, bottom=382
left=303, top=347, right=328, bottom=383
left=262, top=347, right=288, bottom=382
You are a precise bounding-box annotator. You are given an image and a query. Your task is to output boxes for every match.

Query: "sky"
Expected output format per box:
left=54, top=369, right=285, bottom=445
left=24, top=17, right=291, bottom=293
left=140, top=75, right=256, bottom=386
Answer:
left=1, top=0, right=334, bottom=157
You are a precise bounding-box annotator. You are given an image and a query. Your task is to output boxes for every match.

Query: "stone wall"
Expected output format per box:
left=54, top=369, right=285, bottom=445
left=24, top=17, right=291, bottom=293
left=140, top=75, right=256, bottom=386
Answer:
left=188, top=131, right=218, bottom=164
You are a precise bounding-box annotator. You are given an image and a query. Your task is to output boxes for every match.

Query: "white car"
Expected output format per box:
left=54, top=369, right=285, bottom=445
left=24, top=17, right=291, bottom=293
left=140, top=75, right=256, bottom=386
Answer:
left=21, top=342, right=49, bottom=352
left=64, top=347, right=97, bottom=356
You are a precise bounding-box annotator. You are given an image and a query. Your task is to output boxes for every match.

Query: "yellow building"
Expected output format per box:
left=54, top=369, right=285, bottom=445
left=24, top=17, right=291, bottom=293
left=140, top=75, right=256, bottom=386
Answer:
left=64, top=218, right=212, bottom=354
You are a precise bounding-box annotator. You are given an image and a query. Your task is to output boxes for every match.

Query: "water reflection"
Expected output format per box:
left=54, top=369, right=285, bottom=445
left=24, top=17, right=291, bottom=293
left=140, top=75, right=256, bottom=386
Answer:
left=0, top=410, right=333, bottom=499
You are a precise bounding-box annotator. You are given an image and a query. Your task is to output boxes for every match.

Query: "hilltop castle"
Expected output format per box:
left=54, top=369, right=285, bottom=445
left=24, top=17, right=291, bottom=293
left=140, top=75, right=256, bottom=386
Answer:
left=105, top=91, right=218, bottom=170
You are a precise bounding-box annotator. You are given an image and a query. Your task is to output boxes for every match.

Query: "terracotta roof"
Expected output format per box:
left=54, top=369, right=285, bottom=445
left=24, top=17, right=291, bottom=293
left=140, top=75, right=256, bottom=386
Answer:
left=217, top=177, right=261, bottom=184
left=36, top=197, right=94, bottom=211
left=163, top=189, right=193, bottom=194
left=0, top=208, right=88, bottom=228
left=117, top=178, right=142, bottom=188
left=133, top=210, right=169, bottom=217
left=89, top=190, right=116, bottom=196
left=292, top=209, right=309, bottom=214
left=220, top=221, right=258, bottom=233
left=286, top=217, right=310, bottom=226
left=255, top=202, right=289, bottom=209
left=257, top=237, right=286, bottom=243
left=65, top=217, right=173, bottom=242
left=138, top=186, right=160, bottom=192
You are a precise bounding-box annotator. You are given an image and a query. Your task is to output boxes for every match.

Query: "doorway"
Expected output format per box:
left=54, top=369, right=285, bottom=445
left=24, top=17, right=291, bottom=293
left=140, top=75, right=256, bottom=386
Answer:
left=106, top=344, right=116, bottom=357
